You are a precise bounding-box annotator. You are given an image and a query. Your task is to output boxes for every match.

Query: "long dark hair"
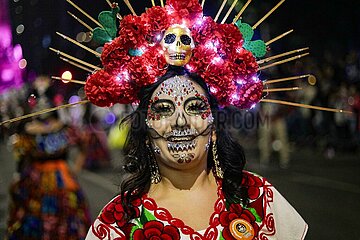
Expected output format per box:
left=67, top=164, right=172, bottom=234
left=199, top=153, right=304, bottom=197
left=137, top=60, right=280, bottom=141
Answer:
left=120, top=66, right=248, bottom=219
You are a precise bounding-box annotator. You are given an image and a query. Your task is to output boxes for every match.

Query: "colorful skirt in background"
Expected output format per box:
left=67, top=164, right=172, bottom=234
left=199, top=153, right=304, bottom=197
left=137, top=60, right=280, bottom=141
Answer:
left=7, top=160, right=91, bottom=240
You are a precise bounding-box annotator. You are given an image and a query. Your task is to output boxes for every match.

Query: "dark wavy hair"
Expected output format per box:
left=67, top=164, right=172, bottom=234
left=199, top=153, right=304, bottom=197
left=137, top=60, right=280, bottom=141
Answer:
left=120, top=66, right=248, bottom=220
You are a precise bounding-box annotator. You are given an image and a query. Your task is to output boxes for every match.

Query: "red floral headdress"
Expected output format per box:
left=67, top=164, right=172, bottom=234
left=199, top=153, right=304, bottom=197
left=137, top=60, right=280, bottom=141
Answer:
left=85, top=0, right=262, bottom=109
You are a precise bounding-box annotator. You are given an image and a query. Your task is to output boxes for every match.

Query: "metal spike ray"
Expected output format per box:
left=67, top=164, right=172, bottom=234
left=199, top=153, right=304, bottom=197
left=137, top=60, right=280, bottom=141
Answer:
left=56, top=32, right=101, bottom=57
left=123, top=0, right=137, bottom=15
left=49, top=47, right=101, bottom=70
left=252, top=0, right=286, bottom=29
left=266, top=29, right=294, bottom=46
left=67, top=11, right=93, bottom=31
left=221, top=0, right=239, bottom=24
left=264, top=75, right=310, bottom=85
left=261, top=99, right=353, bottom=114
left=0, top=100, right=90, bottom=126
left=264, top=87, right=302, bottom=93
left=259, top=53, right=310, bottom=71
left=257, top=47, right=309, bottom=65
left=66, top=0, right=103, bottom=28
left=214, top=0, right=228, bottom=22
left=233, top=0, right=252, bottom=23
left=59, top=57, right=94, bottom=73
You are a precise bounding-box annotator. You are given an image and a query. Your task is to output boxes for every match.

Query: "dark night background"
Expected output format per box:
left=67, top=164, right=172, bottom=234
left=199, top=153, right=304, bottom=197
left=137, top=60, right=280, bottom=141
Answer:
left=7, top=0, right=360, bottom=84
left=2, top=1, right=360, bottom=239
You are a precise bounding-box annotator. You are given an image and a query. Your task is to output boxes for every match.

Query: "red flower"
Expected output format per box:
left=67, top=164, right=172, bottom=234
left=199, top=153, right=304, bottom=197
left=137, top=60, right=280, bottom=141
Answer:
left=85, top=70, right=116, bottom=107
left=241, top=172, right=265, bottom=200
left=166, top=0, right=202, bottom=25
left=219, top=204, right=259, bottom=239
left=192, top=17, right=218, bottom=45
left=133, top=221, right=180, bottom=240
left=232, top=49, right=258, bottom=78
left=142, top=6, right=170, bottom=42
left=101, top=37, right=130, bottom=70
left=217, top=24, right=243, bottom=58
left=99, top=195, right=141, bottom=228
left=119, top=15, right=147, bottom=49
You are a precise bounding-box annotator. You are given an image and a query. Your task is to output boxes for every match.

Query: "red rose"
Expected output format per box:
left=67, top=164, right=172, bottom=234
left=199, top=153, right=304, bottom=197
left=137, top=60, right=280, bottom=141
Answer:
left=99, top=195, right=141, bottom=228
left=219, top=204, right=259, bottom=239
left=133, top=221, right=180, bottom=240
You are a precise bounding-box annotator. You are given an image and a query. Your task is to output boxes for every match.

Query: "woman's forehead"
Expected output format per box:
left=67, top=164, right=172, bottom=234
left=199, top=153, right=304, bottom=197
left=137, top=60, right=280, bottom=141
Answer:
left=151, top=75, right=206, bottom=101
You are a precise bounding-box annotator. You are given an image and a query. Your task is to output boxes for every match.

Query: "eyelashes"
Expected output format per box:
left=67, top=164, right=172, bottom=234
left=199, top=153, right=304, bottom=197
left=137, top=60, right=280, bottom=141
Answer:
left=151, top=101, right=175, bottom=117
left=185, top=99, right=209, bottom=115
left=148, top=97, right=210, bottom=119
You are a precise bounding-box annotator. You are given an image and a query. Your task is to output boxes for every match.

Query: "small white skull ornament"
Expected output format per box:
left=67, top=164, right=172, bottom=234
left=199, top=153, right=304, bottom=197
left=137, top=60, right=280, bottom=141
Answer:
left=161, top=24, right=195, bottom=66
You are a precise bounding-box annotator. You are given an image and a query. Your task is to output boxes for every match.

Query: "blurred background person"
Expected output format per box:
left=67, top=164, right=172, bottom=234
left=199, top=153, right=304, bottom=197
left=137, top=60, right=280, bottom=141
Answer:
left=73, top=103, right=111, bottom=173
left=6, top=76, right=91, bottom=240
left=258, top=102, right=291, bottom=169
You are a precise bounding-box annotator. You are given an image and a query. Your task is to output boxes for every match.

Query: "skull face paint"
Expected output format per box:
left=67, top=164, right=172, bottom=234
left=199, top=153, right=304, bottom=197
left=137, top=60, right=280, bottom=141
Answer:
left=161, top=24, right=195, bottom=66
left=147, top=75, right=213, bottom=168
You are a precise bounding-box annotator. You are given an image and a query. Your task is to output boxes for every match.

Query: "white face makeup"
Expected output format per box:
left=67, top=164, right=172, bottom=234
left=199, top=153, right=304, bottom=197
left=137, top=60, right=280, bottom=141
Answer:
left=147, top=75, right=214, bottom=168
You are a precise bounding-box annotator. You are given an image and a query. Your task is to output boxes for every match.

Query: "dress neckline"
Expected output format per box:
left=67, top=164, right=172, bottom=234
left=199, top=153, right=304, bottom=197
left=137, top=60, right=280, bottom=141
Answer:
left=142, top=179, right=225, bottom=237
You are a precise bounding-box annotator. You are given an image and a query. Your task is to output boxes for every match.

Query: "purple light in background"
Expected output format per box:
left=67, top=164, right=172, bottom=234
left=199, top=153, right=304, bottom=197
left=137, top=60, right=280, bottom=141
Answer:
left=104, top=112, right=116, bottom=125
left=13, top=44, right=23, bottom=61
left=1, top=69, right=14, bottom=82
left=69, top=95, right=81, bottom=104
left=0, top=26, right=11, bottom=48
left=0, top=0, right=24, bottom=93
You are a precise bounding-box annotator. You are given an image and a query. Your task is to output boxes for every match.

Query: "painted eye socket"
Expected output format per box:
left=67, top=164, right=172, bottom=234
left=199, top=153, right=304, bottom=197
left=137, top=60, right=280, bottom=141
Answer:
left=180, top=35, right=192, bottom=45
left=164, top=34, right=176, bottom=44
left=150, top=100, right=175, bottom=117
left=184, top=98, right=209, bottom=115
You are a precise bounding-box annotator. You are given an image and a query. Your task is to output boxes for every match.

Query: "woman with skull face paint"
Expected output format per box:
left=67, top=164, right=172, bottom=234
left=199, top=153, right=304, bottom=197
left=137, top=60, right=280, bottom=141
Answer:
left=85, top=67, right=307, bottom=240
left=65, top=0, right=309, bottom=238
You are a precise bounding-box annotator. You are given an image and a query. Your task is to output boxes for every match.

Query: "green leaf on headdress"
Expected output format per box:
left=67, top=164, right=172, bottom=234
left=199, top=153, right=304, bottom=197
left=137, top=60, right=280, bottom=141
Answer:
left=92, top=6, right=120, bottom=45
left=92, top=27, right=113, bottom=45
left=128, top=48, right=144, bottom=56
left=235, top=20, right=254, bottom=42
left=244, top=39, right=266, bottom=58
left=235, top=19, right=267, bottom=58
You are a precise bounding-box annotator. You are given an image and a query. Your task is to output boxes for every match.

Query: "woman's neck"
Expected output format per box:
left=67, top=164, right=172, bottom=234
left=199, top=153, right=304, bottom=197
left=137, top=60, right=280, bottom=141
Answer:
left=149, top=166, right=216, bottom=197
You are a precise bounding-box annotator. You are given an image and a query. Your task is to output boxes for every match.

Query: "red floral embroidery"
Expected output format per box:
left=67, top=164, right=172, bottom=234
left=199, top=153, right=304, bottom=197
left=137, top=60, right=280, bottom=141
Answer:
left=133, top=221, right=180, bottom=240
left=241, top=172, right=265, bottom=200
left=99, top=196, right=141, bottom=228
left=219, top=204, right=259, bottom=239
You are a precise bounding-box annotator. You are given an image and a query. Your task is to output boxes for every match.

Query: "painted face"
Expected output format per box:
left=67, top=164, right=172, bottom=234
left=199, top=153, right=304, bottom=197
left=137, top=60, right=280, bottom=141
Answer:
left=161, top=24, right=195, bottom=66
left=147, top=75, right=213, bottom=168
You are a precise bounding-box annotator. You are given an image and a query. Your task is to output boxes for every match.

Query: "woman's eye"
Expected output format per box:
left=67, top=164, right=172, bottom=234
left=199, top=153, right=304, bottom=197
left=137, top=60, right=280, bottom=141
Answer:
left=185, top=100, right=209, bottom=114
left=151, top=102, right=175, bottom=117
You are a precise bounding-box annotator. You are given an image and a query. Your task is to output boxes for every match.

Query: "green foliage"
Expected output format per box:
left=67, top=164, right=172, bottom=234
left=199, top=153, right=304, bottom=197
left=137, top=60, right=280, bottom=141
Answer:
left=92, top=6, right=120, bottom=45
left=235, top=20, right=267, bottom=58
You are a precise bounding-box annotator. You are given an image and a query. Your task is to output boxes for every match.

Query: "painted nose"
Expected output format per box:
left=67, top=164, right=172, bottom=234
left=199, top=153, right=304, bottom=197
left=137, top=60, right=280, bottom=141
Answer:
left=176, top=112, right=187, bottom=127
left=176, top=40, right=181, bottom=46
